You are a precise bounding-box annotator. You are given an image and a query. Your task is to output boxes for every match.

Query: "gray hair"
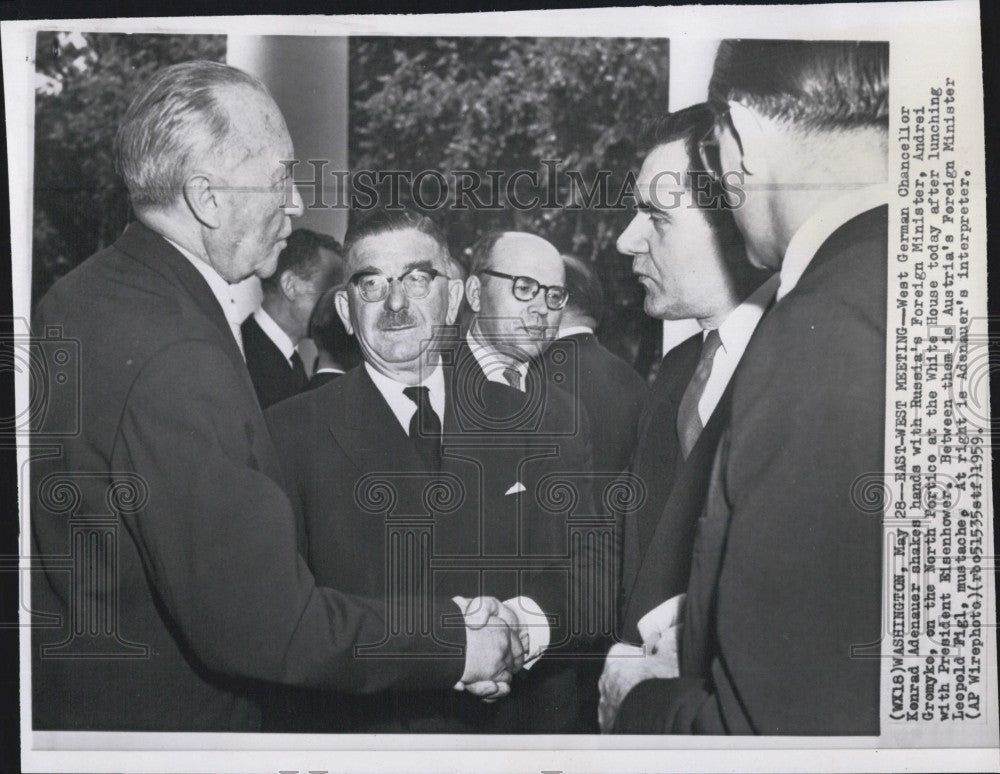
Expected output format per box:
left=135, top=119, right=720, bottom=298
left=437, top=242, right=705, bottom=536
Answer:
left=114, top=60, right=269, bottom=210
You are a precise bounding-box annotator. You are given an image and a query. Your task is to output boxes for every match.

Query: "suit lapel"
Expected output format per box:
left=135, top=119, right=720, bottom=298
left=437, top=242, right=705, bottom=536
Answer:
left=326, top=367, right=424, bottom=475
left=621, top=335, right=702, bottom=598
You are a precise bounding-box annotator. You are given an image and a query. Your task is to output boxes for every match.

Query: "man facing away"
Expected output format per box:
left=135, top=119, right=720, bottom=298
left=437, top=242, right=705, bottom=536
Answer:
left=30, top=61, right=521, bottom=732
left=613, top=40, right=889, bottom=735
left=304, top=283, right=362, bottom=389
left=242, top=228, right=343, bottom=407
left=598, top=103, right=774, bottom=732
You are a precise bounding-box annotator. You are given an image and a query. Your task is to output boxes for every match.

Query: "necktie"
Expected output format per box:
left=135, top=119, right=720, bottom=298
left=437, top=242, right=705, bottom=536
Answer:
left=502, top=365, right=522, bottom=390
left=403, top=385, right=442, bottom=470
left=290, top=350, right=308, bottom=389
left=676, top=329, right=723, bottom=459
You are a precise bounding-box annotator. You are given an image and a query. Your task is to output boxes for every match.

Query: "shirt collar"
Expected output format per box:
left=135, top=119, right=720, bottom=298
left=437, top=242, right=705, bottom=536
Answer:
left=557, top=325, right=595, bottom=339
left=712, top=273, right=780, bottom=354
left=466, top=325, right=530, bottom=390
left=364, top=361, right=446, bottom=434
left=162, top=236, right=243, bottom=328
left=777, top=183, right=890, bottom=303
left=253, top=307, right=296, bottom=362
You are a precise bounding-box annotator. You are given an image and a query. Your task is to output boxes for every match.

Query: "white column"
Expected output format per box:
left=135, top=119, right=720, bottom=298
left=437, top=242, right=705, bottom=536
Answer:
left=662, top=38, right=721, bottom=354
left=225, top=35, right=349, bottom=330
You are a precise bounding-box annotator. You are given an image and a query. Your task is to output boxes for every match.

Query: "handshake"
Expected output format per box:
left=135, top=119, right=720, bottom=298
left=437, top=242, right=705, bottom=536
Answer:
left=452, top=595, right=537, bottom=702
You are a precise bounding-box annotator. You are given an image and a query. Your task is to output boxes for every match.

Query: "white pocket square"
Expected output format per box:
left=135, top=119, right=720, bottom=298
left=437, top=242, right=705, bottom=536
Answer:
left=504, top=482, right=527, bottom=496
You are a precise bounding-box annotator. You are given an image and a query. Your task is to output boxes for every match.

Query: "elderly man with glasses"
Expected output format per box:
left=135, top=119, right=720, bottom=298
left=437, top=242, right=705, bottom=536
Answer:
left=265, top=211, right=605, bottom=733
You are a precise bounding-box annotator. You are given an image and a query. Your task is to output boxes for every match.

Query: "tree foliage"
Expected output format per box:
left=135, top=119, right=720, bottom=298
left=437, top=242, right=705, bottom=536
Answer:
left=32, top=32, right=226, bottom=304
left=350, top=37, right=669, bottom=369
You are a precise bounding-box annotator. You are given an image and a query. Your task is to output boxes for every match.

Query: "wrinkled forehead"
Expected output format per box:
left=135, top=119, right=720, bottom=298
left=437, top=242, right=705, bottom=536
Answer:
left=636, top=140, right=692, bottom=207
left=346, top=229, right=450, bottom=276
left=488, top=233, right=564, bottom=285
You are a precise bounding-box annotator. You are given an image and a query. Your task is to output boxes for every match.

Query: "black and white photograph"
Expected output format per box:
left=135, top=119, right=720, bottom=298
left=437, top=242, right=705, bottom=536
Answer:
left=3, top=3, right=995, bottom=773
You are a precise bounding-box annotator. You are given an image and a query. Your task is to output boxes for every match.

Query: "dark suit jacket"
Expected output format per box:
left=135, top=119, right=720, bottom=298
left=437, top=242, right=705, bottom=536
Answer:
left=30, top=222, right=466, bottom=732
left=616, top=206, right=888, bottom=735
left=619, top=333, right=734, bottom=641
left=546, top=332, right=648, bottom=479
left=306, top=369, right=343, bottom=390
left=266, top=342, right=607, bottom=732
left=241, top=314, right=307, bottom=408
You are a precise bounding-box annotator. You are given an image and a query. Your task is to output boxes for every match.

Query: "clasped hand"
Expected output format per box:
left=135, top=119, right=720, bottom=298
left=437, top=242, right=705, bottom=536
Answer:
left=454, top=595, right=528, bottom=702
left=598, top=593, right=684, bottom=732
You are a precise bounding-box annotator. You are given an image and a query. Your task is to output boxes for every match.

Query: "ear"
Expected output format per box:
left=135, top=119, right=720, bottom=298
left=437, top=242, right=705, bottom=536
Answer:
left=445, top=278, right=465, bottom=325
left=279, top=270, right=299, bottom=301
left=726, top=101, right=766, bottom=177
left=182, top=173, right=221, bottom=229
left=465, top=275, right=482, bottom=313
left=333, top=289, right=354, bottom=335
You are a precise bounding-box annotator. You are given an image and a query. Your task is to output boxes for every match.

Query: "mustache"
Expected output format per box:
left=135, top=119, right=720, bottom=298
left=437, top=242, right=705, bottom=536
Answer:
left=377, top=310, right=418, bottom=329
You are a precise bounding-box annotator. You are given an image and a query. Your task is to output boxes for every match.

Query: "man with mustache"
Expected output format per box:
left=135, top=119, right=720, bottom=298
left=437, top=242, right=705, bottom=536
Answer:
left=266, top=210, right=603, bottom=732
left=598, top=103, right=774, bottom=732
left=30, top=61, right=516, bottom=732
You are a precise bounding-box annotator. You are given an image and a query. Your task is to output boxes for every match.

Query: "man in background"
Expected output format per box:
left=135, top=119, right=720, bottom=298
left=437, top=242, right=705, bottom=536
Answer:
left=242, top=228, right=343, bottom=407
left=550, top=253, right=648, bottom=479
left=30, top=61, right=519, bottom=732
left=463, top=231, right=566, bottom=393
left=305, top=284, right=361, bottom=389
left=613, top=40, right=889, bottom=735
left=597, top=103, right=773, bottom=732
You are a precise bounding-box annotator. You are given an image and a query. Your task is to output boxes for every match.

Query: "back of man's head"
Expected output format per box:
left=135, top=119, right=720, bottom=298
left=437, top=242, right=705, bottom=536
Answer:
left=309, top=285, right=361, bottom=370
left=115, top=60, right=271, bottom=211
left=561, top=254, right=604, bottom=330
left=709, top=40, right=889, bottom=133
left=261, top=228, right=344, bottom=296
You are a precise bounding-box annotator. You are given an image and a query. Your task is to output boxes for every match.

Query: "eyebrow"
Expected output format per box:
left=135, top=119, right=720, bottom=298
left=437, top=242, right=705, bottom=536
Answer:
left=348, top=260, right=437, bottom=281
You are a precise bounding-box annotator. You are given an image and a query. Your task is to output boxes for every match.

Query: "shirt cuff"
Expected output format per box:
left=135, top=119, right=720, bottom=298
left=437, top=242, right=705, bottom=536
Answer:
left=503, top=596, right=550, bottom=669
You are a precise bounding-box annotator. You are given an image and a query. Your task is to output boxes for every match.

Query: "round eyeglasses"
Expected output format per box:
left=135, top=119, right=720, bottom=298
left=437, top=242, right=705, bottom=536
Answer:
left=348, top=267, right=448, bottom=303
left=482, top=269, right=569, bottom=311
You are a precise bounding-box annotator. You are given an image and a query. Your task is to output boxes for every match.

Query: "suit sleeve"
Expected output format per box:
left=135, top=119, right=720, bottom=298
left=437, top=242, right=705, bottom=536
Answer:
left=112, top=338, right=466, bottom=693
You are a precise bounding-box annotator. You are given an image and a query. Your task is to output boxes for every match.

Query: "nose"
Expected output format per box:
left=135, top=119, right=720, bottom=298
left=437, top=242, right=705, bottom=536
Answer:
left=527, top=292, right=549, bottom=317
left=282, top=183, right=305, bottom=218
left=616, top=214, right=645, bottom=256
left=384, top=278, right=409, bottom=312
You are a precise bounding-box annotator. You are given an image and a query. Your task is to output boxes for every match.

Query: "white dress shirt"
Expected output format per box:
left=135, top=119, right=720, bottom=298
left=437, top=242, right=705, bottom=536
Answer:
left=364, top=362, right=446, bottom=435
left=777, top=183, right=890, bottom=303
left=557, top=324, right=595, bottom=339
left=697, top=274, right=780, bottom=426
left=163, top=236, right=245, bottom=358
left=252, top=307, right=297, bottom=366
left=465, top=326, right=530, bottom=391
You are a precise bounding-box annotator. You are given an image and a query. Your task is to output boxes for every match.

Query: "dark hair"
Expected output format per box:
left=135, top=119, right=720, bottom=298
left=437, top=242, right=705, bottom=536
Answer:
left=709, top=40, right=889, bottom=132
left=260, top=228, right=344, bottom=294
left=115, top=60, right=270, bottom=210
left=640, top=103, right=745, bottom=255
left=561, top=254, right=604, bottom=327
left=308, top=286, right=361, bottom=367
left=342, top=208, right=450, bottom=264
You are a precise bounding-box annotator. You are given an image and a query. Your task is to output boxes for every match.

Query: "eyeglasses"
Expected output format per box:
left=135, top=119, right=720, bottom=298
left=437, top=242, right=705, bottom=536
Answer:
left=697, top=104, right=745, bottom=182
left=349, top=267, right=448, bottom=303
left=482, top=269, right=569, bottom=311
